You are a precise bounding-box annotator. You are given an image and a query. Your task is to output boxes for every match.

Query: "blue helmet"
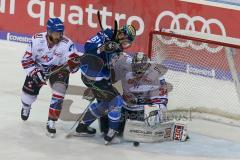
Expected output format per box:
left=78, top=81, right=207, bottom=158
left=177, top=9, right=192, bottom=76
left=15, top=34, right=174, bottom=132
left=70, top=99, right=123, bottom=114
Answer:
left=46, top=18, right=64, bottom=32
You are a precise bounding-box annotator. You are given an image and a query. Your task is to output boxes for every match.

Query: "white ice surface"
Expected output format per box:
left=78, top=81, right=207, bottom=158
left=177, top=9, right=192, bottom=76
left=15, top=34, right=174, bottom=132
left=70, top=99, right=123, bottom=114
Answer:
left=0, top=40, right=240, bottom=160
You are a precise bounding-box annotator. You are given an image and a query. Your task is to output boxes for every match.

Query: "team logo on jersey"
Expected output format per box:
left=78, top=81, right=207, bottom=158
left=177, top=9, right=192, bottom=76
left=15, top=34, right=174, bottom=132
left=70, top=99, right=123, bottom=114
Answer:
left=24, top=52, right=32, bottom=58
left=41, top=55, right=52, bottom=62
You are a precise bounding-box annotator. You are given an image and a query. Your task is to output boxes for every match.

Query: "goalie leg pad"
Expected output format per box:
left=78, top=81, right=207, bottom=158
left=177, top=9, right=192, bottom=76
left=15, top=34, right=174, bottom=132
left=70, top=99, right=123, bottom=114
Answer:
left=118, top=107, right=144, bottom=135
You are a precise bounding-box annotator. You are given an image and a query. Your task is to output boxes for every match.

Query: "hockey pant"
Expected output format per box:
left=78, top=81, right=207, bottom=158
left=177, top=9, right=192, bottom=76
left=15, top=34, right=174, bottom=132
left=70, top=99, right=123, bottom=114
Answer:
left=21, top=69, right=69, bottom=121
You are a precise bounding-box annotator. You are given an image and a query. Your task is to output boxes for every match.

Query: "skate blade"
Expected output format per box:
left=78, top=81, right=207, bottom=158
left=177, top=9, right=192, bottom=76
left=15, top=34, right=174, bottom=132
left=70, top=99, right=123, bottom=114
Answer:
left=66, top=131, right=95, bottom=138
left=104, top=137, right=121, bottom=145
left=46, top=132, right=56, bottom=138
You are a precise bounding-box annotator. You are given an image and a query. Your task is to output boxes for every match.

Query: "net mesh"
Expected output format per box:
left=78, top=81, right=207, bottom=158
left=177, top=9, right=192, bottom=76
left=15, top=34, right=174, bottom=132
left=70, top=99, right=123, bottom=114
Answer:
left=149, top=30, right=240, bottom=121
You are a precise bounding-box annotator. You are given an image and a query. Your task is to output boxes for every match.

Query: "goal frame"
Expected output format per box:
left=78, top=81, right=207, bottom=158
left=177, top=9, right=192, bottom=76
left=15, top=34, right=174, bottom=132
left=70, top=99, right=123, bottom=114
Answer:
left=148, top=29, right=240, bottom=123
left=148, top=30, right=240, bottom=58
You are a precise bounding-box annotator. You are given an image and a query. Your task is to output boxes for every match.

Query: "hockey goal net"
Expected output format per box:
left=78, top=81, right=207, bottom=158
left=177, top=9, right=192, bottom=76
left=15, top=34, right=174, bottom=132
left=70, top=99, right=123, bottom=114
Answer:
left=148, top=29, right=240, bottom=125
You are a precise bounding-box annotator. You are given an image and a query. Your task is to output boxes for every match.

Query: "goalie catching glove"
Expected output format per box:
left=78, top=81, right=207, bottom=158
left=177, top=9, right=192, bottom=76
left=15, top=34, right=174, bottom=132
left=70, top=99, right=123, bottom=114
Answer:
left=67, top=53, right=81, bottom=73
left=144, top=104, right=167, bottom=127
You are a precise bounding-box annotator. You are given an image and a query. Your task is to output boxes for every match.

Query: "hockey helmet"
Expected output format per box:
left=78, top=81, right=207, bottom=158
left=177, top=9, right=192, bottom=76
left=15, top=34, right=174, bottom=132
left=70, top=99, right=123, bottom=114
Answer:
left=46, top=18, right=64, bottom=33
left=131, top=52, right=150, bottom=75
left=119, top=25, right=136, bottom=42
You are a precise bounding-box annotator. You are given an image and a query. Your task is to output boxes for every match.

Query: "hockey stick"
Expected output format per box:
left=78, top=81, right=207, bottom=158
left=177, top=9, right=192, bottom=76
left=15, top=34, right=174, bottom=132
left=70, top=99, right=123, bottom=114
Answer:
left=97, top=10, right=104, bottom=30
left=44, top=56, right=82, bottom=78
left=112, top=20, right=118, bottom=41
left=97, top=10, right=118, bottom=41
left=65, top=99, right=94, bottom=138
left=45, top=64, right=69, bottom=78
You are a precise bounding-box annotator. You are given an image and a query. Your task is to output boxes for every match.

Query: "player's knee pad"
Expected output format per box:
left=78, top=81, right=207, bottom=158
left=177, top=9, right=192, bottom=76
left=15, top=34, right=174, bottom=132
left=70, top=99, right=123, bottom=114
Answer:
left=109, top=95, right=124, bottom=109
left=89, top=102, right=108, bottom=118
left=51, top=82, right=67, bottom=95
left=21, top=91, right=37, bottom=106
left=49, top=69, right=69, bottom=86
left=82, top=102, right=105, bottom=125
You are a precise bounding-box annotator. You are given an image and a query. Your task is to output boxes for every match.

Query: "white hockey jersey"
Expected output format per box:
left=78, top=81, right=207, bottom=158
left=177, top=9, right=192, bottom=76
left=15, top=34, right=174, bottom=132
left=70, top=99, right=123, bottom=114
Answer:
left=21, top=32, right=80, bottom=74
left=113, top=53, right=168, bottom=111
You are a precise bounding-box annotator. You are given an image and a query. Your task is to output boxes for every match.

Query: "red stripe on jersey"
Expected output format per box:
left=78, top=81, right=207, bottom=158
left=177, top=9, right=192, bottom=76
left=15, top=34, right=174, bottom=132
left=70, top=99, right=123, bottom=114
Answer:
left=24, top=51, right=32, bottom=58
left=52, top=94, right=64, bottom=99
left=22, top=60, right=35, bottom=68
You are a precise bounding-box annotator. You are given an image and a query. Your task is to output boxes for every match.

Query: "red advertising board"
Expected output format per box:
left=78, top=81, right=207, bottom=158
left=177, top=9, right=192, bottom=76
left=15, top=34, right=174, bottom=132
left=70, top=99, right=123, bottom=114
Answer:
left=0, top=0, right=240, bottom=53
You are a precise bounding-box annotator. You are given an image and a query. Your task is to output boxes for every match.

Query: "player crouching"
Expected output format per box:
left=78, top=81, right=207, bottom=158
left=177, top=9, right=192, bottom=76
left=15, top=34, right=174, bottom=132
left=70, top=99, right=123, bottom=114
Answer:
left=101, top=52, right=189, bottom=143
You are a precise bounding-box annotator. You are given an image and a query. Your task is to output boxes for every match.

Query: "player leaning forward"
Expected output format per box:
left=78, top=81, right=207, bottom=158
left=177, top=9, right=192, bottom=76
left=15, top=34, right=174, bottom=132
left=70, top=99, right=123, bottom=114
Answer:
left=20, top=18, right=81, bottom=137
left=73, top=25, right=136, bottom=144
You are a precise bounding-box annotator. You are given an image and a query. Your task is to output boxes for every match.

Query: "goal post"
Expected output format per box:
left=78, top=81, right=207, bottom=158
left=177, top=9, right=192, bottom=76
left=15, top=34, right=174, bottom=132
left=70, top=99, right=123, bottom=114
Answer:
left=148, top=29, right=240, bottom=122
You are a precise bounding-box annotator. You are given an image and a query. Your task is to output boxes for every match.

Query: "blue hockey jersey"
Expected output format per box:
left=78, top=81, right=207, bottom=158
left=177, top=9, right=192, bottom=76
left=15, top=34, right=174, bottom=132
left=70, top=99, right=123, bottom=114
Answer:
left=80, top=28, right=122, bottom=81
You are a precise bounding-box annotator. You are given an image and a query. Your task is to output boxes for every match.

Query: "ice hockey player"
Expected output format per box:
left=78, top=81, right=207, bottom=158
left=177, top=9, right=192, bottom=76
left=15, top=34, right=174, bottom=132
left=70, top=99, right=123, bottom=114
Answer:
left=74, top=24, right=136, bottom=145
left=102, top=51, right=169, bottom=135
left=20, top=17, right=82, bottom=137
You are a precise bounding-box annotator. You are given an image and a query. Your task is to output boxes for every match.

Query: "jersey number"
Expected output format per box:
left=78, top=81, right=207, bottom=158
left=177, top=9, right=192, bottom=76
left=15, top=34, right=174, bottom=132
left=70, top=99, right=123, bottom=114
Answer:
left=90, top=36, right=101, bottom=43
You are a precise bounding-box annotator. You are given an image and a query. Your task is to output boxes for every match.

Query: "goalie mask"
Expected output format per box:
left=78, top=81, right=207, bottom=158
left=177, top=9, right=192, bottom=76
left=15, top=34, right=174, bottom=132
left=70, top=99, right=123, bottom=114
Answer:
left=131, top=52, right=150, bottom=76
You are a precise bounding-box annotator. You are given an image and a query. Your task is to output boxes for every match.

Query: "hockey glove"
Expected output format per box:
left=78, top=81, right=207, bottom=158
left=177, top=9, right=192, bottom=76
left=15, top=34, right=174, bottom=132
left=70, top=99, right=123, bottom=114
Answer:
left=82, top=88, right=95, bottom=101
left=67, top=53, right=81, bottom=73
left=30, top=68, right=46, bottom=85
left=102, top=41, right=121, bottom=53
